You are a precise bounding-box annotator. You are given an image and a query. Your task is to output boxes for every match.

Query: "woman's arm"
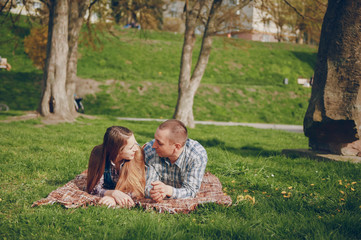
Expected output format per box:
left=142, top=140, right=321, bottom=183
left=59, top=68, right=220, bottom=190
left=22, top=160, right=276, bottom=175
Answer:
left=90, top=176, right=108, bottom=197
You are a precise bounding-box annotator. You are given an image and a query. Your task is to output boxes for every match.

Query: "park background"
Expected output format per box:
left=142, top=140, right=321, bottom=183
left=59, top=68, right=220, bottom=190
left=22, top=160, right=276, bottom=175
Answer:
left=0, top=1, right=361, bottom=239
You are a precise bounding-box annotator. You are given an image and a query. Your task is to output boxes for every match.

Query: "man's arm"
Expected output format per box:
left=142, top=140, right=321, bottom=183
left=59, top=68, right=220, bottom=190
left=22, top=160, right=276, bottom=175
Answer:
left=171, top=156, right=207, bottom=199
left=143, top=140, right=159, bottom=198
left=150, top=145, right=208, bottom=200
left=145, top=164, right=161, bottom=198
left=149, top=181, right=172, bottom=202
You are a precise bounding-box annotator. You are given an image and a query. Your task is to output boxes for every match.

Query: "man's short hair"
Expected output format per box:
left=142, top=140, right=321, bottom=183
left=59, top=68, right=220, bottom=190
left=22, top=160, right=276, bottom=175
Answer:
left=158, top=119, right=188, bottom=146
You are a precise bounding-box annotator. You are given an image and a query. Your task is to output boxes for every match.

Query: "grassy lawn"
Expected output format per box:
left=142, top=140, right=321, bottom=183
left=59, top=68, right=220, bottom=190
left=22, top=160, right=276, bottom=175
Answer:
left=2, top=14, right=359, bottom=239
left=1, top=117, right=360, bottom=239
left=0, top=14, right=316, bottom=125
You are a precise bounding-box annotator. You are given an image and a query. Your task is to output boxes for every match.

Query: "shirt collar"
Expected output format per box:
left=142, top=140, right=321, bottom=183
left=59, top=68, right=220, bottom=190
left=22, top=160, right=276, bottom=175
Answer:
left=173, top=140, right=189, bottom=169
left=159, top=150, right=185, bottom=168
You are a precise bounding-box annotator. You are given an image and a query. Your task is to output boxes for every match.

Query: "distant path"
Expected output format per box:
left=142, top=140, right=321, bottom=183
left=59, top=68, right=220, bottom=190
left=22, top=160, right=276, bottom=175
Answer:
left=116, top=117, right=303, bottom=133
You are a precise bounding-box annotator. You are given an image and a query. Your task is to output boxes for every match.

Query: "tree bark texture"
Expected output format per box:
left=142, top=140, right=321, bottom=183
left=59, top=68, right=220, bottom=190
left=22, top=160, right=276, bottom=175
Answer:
left=39, top=0, right=72, bottom=121
left=173, top=1, right=202, bottom=128
left=39, top=0, right=88, bottom=121
left=173, top=0, right=222, bottom=128
left=67, top=0, right=88, bottom=115
left=304, top=0, right=361, bottom=155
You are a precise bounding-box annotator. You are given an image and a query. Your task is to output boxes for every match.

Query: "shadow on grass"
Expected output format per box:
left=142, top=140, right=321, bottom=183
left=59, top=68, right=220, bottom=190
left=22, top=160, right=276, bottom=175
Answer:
left=0, top=71, right=42, bottom=110
left=11, top=24, right=31, bottom=39
left=198, top=138, right=280, bottom=158
left=0, top=110, right=24, bottom=117
left=45, top=179, right=69, bottom=187
left=291, top=51, right=317, bottom=70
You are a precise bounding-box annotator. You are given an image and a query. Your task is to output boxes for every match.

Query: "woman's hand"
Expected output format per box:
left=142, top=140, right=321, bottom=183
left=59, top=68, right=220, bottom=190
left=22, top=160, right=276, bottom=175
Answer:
left=112, top=190, right=135, bottom=208
left=105, top=190, right=135, bottom=208
left=99, top=196, right=116, bottom=207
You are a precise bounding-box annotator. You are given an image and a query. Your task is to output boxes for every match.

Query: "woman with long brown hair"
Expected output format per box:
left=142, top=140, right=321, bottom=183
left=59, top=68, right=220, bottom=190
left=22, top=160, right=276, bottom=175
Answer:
left=87, top=126, right=145, bottom=207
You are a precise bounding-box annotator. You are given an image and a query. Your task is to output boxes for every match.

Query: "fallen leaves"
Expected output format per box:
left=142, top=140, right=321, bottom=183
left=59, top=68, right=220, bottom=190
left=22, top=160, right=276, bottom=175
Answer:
left=281, top=191, right=292, bottom=198
left=236, top=194, right=256, bottom=205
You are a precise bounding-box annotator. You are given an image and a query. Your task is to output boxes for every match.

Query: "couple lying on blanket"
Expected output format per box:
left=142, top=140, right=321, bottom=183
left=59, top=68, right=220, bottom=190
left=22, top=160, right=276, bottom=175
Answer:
left=87, top=119, right=208, bottom=208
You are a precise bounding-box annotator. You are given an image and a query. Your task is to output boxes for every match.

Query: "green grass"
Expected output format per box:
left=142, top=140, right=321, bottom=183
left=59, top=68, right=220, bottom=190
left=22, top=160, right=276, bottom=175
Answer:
left=0, top=117, right=360, bottom=239
left=0, top=14, right=316, bottom=125
left=1, top=13, right=359, bottom=240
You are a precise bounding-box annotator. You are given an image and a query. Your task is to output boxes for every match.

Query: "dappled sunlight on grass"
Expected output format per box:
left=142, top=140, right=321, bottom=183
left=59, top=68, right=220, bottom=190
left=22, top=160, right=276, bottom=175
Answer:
left=1, top=14, right=314, bottom=125
left=0, top=118, right=360, bottom=239
left=1, top=13, right=359, bottom=239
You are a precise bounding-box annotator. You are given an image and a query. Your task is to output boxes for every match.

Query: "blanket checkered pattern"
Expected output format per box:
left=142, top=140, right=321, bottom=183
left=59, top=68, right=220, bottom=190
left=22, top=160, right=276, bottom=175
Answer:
left=32, top=171, right=232, bottom=214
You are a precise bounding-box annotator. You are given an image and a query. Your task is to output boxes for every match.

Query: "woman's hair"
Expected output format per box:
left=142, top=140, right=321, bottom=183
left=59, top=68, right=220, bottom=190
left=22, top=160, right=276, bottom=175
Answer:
left=87, top=126, right=145, bottom=198
left=115, top=145, right=145, bottom=198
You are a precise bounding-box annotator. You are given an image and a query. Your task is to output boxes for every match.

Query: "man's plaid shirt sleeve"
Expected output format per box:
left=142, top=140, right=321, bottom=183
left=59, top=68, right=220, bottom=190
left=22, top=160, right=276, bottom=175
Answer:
left=171, top=143, right=207, bottom=199
left=144, top=140, right=158, bottom=198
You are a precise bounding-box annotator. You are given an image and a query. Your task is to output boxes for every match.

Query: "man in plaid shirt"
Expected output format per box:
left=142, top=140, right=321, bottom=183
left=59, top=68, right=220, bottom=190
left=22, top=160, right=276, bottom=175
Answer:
left=143, top=119, right=208, bottom=202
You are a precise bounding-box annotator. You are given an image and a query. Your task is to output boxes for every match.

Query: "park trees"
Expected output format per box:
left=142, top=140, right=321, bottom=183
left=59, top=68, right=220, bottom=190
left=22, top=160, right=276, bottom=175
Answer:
left=1, top=0, right=94, bottom=121
left=110, top=0, right=164, bottom=29
left=256, top=0, right=291, bottom=42
left=303, top=0, right=361, bottom=156
left=1, top=0, right=92, bottom=120
left=173, top=0, right=251, bottom=127
left=38, top=0, right=89, bottom=121
left=255, top=0, right=327, bottom=44
left=292, top=0, right=327, bottom=44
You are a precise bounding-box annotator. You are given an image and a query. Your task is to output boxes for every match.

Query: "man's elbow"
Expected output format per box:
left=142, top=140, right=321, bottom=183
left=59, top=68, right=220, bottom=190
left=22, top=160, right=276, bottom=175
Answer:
left=186, top=187, right=198, bottom=198
left=144, top=187, right=152, bottom=198
left=189, top=191, right=197, bottom=198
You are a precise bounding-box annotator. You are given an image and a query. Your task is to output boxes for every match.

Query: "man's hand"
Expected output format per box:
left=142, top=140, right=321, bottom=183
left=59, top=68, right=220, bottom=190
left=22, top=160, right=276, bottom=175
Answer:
left=105, top=190, right=135, bottom=208
left=99, top=196, right=116, bottom=207
left=149, top=181, right=173, bottom=202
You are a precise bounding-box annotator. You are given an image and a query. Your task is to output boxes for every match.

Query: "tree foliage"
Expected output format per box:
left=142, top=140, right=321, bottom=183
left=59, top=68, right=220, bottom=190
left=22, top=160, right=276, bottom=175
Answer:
left=256, top=0, right=327, bottom=44
left=111, top=0, right=164, bottom=29
left=24, top=26, right=47, bottom=69
left=256, top=0, right=292, bottom=42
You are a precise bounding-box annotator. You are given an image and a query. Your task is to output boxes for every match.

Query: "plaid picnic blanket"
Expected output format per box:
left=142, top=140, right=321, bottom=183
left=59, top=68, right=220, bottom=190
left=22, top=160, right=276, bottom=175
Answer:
left=32, top=171, right=232, bottom=214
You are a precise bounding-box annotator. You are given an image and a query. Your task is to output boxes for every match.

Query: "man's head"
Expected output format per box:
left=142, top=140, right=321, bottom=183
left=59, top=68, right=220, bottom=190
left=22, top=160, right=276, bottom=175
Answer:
left=152, top=119, right=188, bottom=161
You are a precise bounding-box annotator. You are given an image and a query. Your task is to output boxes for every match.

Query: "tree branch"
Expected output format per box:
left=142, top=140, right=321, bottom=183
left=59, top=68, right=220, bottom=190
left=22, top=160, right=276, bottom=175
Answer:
left=89, top=0, right=98, bottom=10
left=283, top=0, right=304, bottom=18
left=39, top=0, right=50, bottom=9
left=0, top=0, right=10, bottom=13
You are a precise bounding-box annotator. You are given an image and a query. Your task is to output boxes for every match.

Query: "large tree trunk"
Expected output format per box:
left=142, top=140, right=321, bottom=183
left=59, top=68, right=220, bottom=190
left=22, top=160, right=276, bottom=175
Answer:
left=173, top=15, right=197, bottom=127
left=39, top=0, right=73, bottom=121
left=304, top=0, right=361, bottom=156
left=173, top=0, right=222, bottom=128
left=67, top=0, right=88, bottom=115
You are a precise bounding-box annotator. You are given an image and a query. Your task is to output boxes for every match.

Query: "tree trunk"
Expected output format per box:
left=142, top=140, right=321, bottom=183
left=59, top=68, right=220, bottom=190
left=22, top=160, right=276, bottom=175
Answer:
left=175, top=33, right=213, bottom=128
left=173, top=19, right=197, bottom=127
left=304, top=0, right=361, bottom=156
left=67, top=0, right=88, bottom=115
left=39, top=0, right=73, bottom=121
left=173, top=1, right=201, bottom=127
left=173, top=0, right=222, bottom=128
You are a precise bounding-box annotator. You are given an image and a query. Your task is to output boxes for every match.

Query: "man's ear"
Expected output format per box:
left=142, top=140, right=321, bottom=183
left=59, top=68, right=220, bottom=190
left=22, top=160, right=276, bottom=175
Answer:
left=174, top=143, right=182, bottom=150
